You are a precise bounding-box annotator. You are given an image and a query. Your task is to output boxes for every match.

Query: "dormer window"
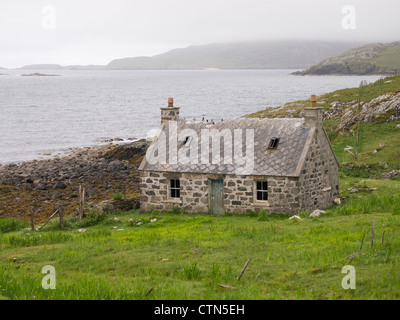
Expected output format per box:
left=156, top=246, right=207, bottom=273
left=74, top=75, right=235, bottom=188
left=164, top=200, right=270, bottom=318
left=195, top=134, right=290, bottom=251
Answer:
left=268, top=138, right=280, bottom=150
left=181, top=136, right=192, bottom=147
left=184, top=136, right=191, bottom=146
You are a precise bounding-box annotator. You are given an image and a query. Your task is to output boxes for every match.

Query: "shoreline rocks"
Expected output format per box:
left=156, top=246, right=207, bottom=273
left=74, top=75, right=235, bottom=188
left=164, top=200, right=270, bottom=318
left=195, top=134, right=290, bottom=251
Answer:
left=0, top=139, right=150, bottom=222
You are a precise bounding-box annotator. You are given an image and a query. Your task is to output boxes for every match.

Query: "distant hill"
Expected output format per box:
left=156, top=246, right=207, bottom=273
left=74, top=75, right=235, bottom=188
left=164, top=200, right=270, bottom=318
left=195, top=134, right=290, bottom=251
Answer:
left=20, top=64, right=105, bottom=70
left=106, top=40, right=361, bottom=70
left=21, top=64, right=63, bottom=70
left=292, top=41, right=400, bottom=75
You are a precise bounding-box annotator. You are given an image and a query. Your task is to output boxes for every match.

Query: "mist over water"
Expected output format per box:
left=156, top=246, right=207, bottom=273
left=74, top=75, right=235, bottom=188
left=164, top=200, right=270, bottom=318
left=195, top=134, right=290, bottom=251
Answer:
left=0, top=69, right=381, bottom=164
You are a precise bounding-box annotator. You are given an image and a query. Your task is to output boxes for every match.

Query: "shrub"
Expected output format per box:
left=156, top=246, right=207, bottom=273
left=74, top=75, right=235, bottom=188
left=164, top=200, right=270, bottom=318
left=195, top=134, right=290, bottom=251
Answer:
left=0, top=218, right=29, bottom=234
left=112, top=190, right=124, bottom=201
left=78, top=210, right=112, bottom=227
left=258, top=209, right=269, bottom=221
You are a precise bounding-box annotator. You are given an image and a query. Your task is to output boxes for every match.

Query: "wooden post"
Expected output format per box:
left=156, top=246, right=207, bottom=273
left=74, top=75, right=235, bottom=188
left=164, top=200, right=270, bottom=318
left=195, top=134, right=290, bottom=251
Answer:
left=30, top=206, right=35, bottom=231
left=59, top=207, right=64, bottom=230
left=78, top=185, right=85, bottom=220
left=359, top=232, right=366, bottom=251
left=238, top=258, right=251, bottom=281
left=370, top=219, right=375, bottom=248
left=38, top=209, right=60, bottom=230
left=78, top=185, right=82, bottom=220
left=81, top=187, right=85, bottom=219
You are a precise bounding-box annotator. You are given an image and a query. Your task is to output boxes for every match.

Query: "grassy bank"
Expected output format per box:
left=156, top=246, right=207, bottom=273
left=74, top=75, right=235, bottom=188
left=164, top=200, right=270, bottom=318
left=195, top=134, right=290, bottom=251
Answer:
left=1, top=189, right=400, bottom=300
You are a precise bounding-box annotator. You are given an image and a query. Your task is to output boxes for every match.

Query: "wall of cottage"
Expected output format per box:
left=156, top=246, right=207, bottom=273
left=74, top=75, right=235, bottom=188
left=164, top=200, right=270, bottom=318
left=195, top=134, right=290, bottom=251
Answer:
left=140, top=171, right=304, bottom=214
left=223, top=175, right=301, bottom=214
left=298, top=127, right=339, bottom=210
left=139, top=171, right=209, bottom=213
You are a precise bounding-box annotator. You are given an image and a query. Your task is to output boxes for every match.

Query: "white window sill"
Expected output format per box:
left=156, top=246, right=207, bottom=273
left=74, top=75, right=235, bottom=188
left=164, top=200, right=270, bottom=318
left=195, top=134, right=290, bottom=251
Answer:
left=253, top=201, right=270, bottom=207
left=163, top=199, right=182, bottom=204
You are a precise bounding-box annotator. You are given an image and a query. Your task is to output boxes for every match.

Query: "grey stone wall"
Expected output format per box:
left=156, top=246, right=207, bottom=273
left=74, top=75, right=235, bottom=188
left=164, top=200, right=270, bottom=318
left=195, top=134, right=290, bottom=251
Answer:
left=298, top=127, right=339, bottom=210
left=140, top=171, right=306, bottom=214
left=140, top=171, right=209, bottom=213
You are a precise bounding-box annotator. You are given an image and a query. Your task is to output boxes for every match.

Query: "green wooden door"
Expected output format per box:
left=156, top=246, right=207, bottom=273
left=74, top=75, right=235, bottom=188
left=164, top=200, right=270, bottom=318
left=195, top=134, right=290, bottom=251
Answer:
left=210, top=179, right=224, bottom=215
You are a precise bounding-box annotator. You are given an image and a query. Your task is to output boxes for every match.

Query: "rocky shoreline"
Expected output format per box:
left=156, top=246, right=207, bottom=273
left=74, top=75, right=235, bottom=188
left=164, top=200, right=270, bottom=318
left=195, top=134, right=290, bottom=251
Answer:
left=0, top=139, right=150, bottom=223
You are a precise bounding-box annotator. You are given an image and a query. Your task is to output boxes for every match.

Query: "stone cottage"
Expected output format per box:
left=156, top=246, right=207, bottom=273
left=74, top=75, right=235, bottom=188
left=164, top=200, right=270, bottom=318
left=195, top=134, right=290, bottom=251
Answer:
left=138, top=97, right=339, bottom=214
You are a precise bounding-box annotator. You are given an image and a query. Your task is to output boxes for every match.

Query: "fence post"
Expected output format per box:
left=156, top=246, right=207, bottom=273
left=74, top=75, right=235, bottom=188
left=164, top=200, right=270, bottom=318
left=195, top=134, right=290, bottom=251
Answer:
left=59, top=206, right=64, bottom=229
left=30, top=206, right=35, bottom=231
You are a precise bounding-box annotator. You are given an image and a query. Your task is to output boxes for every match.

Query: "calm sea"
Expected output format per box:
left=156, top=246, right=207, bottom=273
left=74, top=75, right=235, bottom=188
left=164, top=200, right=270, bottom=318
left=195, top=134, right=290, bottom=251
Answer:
left=0, top=69, right=381, bottom=164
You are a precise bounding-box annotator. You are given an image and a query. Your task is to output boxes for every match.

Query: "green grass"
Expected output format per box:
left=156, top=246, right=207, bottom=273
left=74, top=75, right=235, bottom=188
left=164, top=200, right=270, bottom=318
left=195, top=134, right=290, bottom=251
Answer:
left=0, top=218, right=29, bottom=233
left=1, top=194, right=400, bottom=300
left=375, top=45, right=400, bottom=71
left=328, top=121, right=400, bottom=170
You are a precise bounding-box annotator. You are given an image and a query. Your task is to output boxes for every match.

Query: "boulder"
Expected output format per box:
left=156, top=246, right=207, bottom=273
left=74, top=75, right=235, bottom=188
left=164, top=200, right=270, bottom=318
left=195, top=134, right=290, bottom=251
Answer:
left=54, top=181, right=67, bottom=189
left=309, top=209, right=326, bottom=218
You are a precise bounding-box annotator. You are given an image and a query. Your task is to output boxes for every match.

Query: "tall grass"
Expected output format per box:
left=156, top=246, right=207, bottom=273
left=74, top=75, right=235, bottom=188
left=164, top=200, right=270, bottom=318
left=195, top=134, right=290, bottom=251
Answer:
left=0, top=218, right=29, bottom=234
left=333, top=195, right=400, bottom=215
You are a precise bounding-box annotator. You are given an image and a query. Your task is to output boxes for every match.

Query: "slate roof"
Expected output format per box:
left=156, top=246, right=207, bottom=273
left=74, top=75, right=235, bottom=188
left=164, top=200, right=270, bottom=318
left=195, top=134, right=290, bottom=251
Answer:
left=139, top=118, right=314, bottom=177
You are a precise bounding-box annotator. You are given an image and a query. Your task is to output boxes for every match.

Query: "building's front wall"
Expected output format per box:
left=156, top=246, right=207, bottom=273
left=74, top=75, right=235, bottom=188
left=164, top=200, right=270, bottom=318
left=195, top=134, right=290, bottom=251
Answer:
left=140, top=171, right=304, bottom=214
left=140, top=171, right=209, bottom=213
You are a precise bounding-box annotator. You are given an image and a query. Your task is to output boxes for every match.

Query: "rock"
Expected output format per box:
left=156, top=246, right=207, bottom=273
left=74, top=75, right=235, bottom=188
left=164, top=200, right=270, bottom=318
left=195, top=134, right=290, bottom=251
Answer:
left=396, top=124, right=400, bottom=129
left=334, top=198, right=341, bottom=205
left=35, top=183, right=48, bottom=191
left=78, top=228, right=86, bottom=233
left=350, top=187, right=358, bottom=193
left=54, top=181, right=67, bottom=189
left=42, top=152, right=51, bottom=156
left=309, top=210, right=326, bottom=218
left=114, top=217, right=120, bottom=222
left=381, top=170, right=400, bottom=180
left=0, top=139, right=146, bottom=221
left=289, top=215, right=302, bottom=220
left=94, top=198, right=140, bottom=214
left=107, top=160, right=123, bottom=171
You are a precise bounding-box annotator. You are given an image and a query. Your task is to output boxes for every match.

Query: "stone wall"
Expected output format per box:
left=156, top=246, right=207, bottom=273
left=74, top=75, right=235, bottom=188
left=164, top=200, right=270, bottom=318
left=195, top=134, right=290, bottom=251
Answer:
left=298, top=127, right=339, bottom=210
left=140, top=171, right=306, bottom=214
left=95, top=197, right=140, bottom=214
left=139, top=171, right=209, bottom=213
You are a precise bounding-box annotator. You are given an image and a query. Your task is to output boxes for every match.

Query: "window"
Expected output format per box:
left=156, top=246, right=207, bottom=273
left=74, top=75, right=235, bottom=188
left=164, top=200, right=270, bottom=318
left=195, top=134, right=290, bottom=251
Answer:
left=268, top=138, right=280, bottom=149
left=170, top=179, right=180, bottom=198
left=180, top=136, right=192, bottom=147
left=256, top=181, right=268, bottom=201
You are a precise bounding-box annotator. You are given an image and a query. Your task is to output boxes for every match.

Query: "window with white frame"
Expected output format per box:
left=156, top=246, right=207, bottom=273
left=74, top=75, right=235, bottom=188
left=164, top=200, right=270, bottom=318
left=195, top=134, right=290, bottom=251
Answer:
left=170, top=179, right=180, bottom=198
left=256, top=181, right=268, bottom=201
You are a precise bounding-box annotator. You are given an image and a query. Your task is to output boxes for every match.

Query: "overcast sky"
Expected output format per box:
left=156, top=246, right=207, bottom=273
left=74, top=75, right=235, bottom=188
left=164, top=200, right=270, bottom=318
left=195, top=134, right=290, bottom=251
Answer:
left=1, top=0, right=399, bottom=68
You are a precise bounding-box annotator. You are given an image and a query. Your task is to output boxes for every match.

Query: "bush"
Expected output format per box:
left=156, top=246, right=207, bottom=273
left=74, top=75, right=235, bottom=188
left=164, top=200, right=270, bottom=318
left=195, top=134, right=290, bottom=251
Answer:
left=112, top=190, right=124, bottom=201
left=0, top=218, right=29, bottom=234
left=258, top=209, right=269, bottom=221
left=77, top=210, right=112, bottom=228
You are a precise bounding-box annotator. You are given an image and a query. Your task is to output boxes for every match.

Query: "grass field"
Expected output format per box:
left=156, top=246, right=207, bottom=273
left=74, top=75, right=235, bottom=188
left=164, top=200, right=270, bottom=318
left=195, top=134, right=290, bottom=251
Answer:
left=1, top=181, right=400, bottom=300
